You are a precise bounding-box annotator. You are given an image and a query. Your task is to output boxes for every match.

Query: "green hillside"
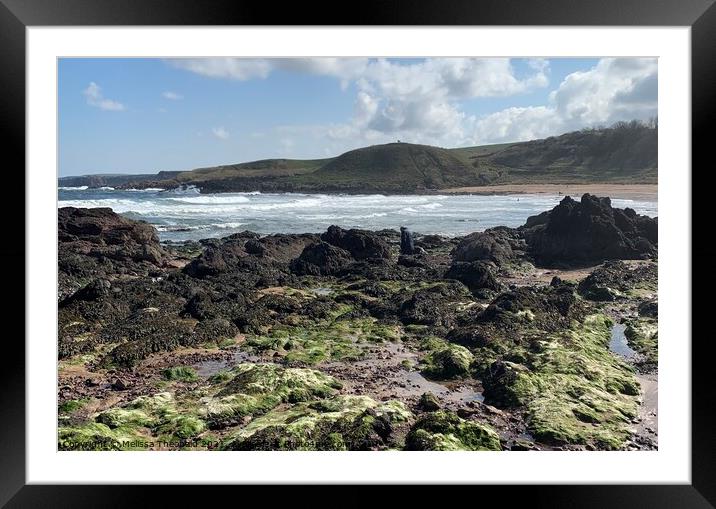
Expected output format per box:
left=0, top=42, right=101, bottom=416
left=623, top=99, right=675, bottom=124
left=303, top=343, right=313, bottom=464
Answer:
left=61, top=122, right=657, bottom=193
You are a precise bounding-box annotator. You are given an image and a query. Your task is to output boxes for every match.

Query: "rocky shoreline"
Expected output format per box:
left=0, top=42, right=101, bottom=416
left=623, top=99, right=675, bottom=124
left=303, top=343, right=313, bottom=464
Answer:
left=58, top=194, right=658, bottom=451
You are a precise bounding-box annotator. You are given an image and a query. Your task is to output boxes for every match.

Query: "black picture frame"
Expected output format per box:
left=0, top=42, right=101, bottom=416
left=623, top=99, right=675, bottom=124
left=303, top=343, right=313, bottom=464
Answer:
left=2, top=0, right=711, bottom=503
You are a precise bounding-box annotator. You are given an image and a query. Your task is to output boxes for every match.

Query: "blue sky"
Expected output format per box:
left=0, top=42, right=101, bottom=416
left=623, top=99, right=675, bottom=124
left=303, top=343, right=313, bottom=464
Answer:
left=59, top=57, right=658, bottom=176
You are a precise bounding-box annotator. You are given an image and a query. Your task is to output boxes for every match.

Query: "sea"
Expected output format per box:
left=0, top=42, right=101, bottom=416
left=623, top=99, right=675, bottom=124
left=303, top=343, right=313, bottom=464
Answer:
left=58, top=186, right=659, bottom=242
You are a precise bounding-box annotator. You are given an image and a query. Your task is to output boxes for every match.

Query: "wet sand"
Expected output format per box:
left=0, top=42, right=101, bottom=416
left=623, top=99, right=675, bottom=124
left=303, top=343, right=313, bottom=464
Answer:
left=440, top=184, right=657, bottom=201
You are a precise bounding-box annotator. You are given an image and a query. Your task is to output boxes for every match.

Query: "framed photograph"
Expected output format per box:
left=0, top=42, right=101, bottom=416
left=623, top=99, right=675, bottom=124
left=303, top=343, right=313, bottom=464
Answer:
left=4, top=0, right=711, bottom=502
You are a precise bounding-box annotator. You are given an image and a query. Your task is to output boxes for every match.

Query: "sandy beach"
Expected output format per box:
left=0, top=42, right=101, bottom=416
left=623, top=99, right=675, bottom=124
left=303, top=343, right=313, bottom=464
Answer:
left=440, top=184, right=658, bottom=201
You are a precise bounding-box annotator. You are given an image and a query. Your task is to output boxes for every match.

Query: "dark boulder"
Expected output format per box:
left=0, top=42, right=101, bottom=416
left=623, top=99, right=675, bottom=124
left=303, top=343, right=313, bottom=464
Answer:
left=481, top=285, right=585, bottom=332
left=638, top=299, right=658, bottom=318
left=451, top=229, right=517, bottom=265
left=445, top=261, right=503, bottom=296
left=415, top=234, right=451, bottom=250
left=397, top=254, right=433, bottom=269
left=185, top=233, right=317, bottom=278
left=398, top=282, right=469, bottom=327
left=290, top=242, right=353, bottom=276
left=58, top=207, right=168, bottom=301
left=58, top=207, right=166, bottom=266
left=418, top=392, right=441, bottom=412
left=577, top=260, right=657, bottom=301
left=244, top=233, right=318, bottom=263
left=321, top=225, right=391, bottom=260
left=481, top=361, right=532, bottom=407
left=64, top=278, right=112, bottom=303
left=183, top=239, right=246, bottom=278
left=446, top=326, right=494, bottom=348
left=522, top=194, right=657, bottom=267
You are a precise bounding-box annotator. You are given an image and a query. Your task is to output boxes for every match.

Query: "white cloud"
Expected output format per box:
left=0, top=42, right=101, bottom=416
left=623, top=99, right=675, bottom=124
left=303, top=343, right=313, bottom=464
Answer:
left=169, top=58, right=273, bottom=80
left=471, top=58, right=658, bottom=145
left=473, top=106, right=562, bottom=145
left=169, top=57, right=368, bottom=83
left=82, top=82, right=125, bottom=111
left=212, top=127, right=230, bottom=140
left=162, top=91, right=183, bottom=100
left=172, top=57, right=657, bottom=150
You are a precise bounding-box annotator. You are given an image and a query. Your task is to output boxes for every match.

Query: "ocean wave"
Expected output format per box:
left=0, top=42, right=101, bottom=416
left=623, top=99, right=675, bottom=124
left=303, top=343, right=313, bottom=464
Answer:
left=212, top=222, right=247, bottom=229
left=162, top=185, right=200, bottom=196
left=59, top=186, right=88, bottom=191
left=98, top=186, right=115, bottom=191
left=167, top=195, right=252, bottom=205
left=416, top=202, right=443, bottom=210
left=58, top=191, right=658, bottom=242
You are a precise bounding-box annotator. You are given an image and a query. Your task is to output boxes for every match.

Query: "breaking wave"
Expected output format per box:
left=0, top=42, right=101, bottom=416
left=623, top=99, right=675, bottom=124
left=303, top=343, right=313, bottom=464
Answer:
left=58, top=187, right=658, bottom=242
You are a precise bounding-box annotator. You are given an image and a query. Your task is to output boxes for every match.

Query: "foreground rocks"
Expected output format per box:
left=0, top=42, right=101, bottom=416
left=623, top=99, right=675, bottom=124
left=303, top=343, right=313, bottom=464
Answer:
left=522, top=194, right=657, bottom=267
left=58, top=207, right=167, bottom=301
left=57, top=195, right=658, bottom=451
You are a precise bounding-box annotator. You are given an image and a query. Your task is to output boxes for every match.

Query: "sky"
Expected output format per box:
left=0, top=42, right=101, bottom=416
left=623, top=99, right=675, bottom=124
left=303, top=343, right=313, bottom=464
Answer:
left=58, top=57, right=657, bottom=176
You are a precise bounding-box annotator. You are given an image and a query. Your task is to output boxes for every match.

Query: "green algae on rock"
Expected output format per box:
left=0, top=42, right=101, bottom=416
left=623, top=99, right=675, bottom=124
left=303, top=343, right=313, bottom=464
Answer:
left=199, top=363, right=342, bottom=427
left=222, top=395, right=412, bottom=451
left=405, top=410, right=501, bottom=451
left=625, top=317, right=658, bottom=369
left=480, top=314, right=640, bottom=449
left=60, top=392, right=194, bottom=450
left=161, top=365, right=199, bottom=382
left=420, top=343, right=474, bottom=379
left=245, top=315, right=401, bottom=365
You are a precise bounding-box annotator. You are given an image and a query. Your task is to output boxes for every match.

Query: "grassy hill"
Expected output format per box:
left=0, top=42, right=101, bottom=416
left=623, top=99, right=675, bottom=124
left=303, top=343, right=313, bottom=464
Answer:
left=174, top=158, right=331, bottom=183
left=455, top=122, right=657, bottom=184
left=60, top=122, right=657, bottom=193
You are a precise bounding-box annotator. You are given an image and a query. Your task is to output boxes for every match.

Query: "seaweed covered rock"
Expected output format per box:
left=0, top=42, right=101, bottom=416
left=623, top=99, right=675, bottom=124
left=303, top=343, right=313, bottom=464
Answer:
left=243, top=233, right=318, bottom=263
left=577, top=260, right=657, bottom=301
left=481, top=284, right=586, bottom=333
left=522, top=194, right=657, bottom=267
left=290, top=242, right=354, bottom=276
left=100, top=311, right=197, bottom=367
left=481, top=360, right=535, bottom=407
left=321, top=225, right=392, bottom=260
left=421, top=344, right=474, bottom=379
left=451, top=229, right=516, bottom=265
left=479, top=315, right=640, bottom=449
left=223, top=395, right=411, bottom=450
left=398, top=282, right=470, bottom=327
left=60, top=392, right=207, bottom=450
left=405, top=410, right=501, bottom=451
left=183, top=238, right=247, bottom=278
left=184, top=233, right=316, bottom=279
left=58, top=207, right=167, bottom=300
left=58, top=206, right=166, bottom=264
left=64, top=278, right=112, bottom=303
left=200, top=363, right=342, bottom=428
left=625, top=317, right=658, bottom=369
left=637, top=299, right=658, bottom=318
left=418, top=392, right=441, bottom=412
left=445, top=260, right=503, bottom=297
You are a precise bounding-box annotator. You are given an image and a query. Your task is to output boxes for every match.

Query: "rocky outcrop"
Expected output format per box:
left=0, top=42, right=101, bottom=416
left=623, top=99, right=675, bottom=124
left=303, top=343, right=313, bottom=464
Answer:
left=184, top=233, right=317, bottom=278
left=577, top=260, right=657, bottom=301
left=321, top=225, right=392, bottom=260
left=59, top=207, right=166, bottom=265
left=451, top=228, right=520, bottom=265
left=445, top=261, right=503, bottom=297
left=522, top=194, right=657, bottom=267
left=58, top=207, right=167, bottom=301
left=290, top=242, right=353, bottom=276
left=243, top=233, right=318, bottom=263
left=398, top=281, right=470, bottom=328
